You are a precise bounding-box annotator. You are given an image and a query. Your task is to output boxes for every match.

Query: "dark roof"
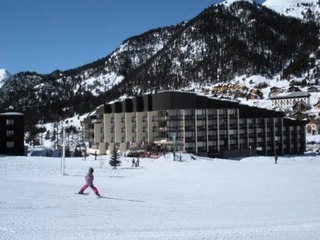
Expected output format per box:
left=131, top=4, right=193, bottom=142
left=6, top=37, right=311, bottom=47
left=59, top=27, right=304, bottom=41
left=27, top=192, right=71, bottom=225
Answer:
left=101, top=91, right=284, bottom=119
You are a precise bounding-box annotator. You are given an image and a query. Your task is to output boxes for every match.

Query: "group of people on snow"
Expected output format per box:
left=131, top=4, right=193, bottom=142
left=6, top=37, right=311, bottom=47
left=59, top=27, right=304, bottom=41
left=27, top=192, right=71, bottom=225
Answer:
left=132, top=157, right=140, bottom=167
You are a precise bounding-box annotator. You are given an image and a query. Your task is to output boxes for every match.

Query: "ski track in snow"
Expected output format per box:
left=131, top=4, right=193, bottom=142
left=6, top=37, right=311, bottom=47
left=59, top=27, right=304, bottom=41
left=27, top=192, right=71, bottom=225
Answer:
left=1, top=155, right=320, bottom=240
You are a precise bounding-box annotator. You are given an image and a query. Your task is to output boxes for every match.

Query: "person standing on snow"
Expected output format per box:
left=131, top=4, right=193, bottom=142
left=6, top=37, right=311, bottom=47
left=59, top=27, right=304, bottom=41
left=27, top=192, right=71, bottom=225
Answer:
left=78, top=167, right=100, bottom=196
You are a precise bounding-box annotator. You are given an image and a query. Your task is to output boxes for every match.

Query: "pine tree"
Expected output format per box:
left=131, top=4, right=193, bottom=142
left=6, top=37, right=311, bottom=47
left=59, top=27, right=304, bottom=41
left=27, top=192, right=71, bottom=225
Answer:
left=74, top=147, right=81, bottom=157
left=109, top=144, right=121, bottom=169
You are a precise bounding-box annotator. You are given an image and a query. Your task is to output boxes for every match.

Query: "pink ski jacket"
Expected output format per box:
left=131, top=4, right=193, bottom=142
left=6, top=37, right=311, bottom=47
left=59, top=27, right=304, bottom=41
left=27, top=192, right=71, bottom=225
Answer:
left=85, top=172, right=94, bottom=186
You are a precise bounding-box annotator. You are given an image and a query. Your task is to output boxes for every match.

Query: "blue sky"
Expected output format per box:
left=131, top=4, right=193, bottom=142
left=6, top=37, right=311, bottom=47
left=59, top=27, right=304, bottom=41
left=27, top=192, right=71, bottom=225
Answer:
left=0, top=0, right=265, bottom=74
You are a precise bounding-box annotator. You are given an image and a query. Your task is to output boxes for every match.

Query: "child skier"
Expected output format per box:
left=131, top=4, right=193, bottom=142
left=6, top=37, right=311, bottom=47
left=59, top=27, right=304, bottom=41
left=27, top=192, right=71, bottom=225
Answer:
left=78, top=167, right=101, bottom=196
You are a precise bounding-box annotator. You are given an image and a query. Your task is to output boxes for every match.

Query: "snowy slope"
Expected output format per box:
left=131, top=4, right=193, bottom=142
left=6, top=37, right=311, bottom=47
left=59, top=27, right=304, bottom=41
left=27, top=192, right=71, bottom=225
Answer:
left=263, top=0, right=320, bottom=21
left=1, top=154, right=320, bottom=239
left=0, top=69, right=11, bottom=88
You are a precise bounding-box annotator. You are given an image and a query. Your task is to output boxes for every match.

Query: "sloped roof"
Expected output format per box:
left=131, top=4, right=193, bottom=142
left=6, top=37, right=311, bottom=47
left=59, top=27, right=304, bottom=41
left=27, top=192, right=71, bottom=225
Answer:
left=269, top=91, right=310, bottom=100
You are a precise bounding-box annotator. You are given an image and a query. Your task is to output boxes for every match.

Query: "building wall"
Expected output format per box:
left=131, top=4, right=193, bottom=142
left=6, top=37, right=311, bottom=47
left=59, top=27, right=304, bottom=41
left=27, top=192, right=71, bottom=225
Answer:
left=0, top=112, right=24, bottom=156
left=147, top=111, right=158, bottom=143
left=125, top=112, right=135, bottom=144
left=271, top=95, right=310, bottom=109
left=114, top=112, right=125, bottom=151
left=136, top=111, right=147, bottom=144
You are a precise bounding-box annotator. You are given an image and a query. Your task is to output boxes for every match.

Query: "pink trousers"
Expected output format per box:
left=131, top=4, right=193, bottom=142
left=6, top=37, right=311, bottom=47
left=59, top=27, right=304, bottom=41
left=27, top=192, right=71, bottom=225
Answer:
left=79, top=184, right=100, bottom=195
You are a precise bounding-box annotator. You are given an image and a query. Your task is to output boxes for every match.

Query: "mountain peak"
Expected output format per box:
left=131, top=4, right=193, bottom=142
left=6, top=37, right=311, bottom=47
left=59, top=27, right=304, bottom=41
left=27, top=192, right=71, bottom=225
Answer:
left=221, top=0, right=255, bottom=7
left=0, top=69, right=11, bottom=88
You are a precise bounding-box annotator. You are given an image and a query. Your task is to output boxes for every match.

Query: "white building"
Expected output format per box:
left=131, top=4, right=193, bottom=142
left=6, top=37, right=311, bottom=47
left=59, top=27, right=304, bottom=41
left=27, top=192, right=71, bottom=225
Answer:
left=269, top=91, right=310, bottom=110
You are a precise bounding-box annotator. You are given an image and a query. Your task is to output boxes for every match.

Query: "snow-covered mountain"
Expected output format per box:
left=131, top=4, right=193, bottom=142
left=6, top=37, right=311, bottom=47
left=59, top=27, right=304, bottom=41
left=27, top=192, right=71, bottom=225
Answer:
left=0, top=0, right=319, bottom=141
left=0, top=69, right=11, bottom=88
left=263, top=0, right=320, bottom=22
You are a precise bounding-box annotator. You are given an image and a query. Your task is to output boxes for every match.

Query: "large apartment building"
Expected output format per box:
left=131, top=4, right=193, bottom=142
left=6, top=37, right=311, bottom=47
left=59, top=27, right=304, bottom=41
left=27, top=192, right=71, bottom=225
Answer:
left=82, top=91, right=306, bottom=158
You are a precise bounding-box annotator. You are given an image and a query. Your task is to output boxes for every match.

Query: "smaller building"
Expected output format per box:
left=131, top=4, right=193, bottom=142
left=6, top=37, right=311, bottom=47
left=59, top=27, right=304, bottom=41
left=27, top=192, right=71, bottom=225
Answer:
left=306, top=118, right=320, bottom=134
left=0, top=112, right=24, bottom=156
left=269, top=91, right=310, bottom=110
left=313, top=100, right=320, bottom=109
left=292, top=101, right=311, bottom=112
left=307, top=86, right=319, bottom=93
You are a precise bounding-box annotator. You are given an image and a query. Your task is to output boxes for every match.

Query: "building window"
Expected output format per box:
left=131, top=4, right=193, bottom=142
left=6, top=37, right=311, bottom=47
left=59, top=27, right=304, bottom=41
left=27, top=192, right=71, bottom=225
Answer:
left=196, top=109, right=206, bottom=115
left=7, top=142, right=14, bottom=148
left=159, top=111, right=168, bottom=117
left=6, top=119, right=14, bottom=125
left=6, top=130, right=14, bottom=136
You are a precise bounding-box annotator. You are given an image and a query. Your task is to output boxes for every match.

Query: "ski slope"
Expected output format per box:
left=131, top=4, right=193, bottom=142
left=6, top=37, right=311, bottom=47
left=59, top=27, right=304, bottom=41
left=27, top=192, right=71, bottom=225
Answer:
left=1, top=153, right=320, bottom=240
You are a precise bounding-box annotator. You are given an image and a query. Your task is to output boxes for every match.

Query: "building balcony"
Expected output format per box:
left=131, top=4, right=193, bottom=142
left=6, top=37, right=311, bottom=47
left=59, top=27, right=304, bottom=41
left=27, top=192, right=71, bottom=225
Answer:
left=185, top=137, right=195, bottom=142
left=229, top=134, right=238, bottom=139
left=229, top=114, right=237, bottom=118
left=158, top=127, right=167, bottom=132
left=185, top=126, right=195, bottom=131
left=169, top=116, right=183, bottom=121
left=197, top=136, right=207, bottom=141
left=196, top=116, right=206, bottom=120
left=197, top=147, right=207, bottom=152
left=208, top=134, right=217, bottom=139
left=230, top=144, right=238, bottom=149
left=185, top=116, right=195, bottom=120
left=197, top=126, right=206, bottom=131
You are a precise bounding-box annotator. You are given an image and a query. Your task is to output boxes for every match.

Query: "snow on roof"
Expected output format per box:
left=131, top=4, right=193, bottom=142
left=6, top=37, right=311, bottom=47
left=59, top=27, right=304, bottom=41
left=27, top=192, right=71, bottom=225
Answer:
left=0, top=112, right=24, bottom=116
left=269, top=91, right=310, bottom=99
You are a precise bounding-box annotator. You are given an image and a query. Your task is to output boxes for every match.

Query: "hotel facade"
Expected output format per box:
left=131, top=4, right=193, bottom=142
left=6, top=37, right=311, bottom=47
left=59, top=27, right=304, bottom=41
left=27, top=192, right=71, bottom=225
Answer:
left=82, top=91, right=306, bottom=158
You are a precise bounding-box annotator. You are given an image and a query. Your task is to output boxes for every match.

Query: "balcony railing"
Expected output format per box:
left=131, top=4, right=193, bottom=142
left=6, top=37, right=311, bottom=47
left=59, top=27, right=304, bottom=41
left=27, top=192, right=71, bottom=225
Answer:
left=185, top=137, right=195, bottom=142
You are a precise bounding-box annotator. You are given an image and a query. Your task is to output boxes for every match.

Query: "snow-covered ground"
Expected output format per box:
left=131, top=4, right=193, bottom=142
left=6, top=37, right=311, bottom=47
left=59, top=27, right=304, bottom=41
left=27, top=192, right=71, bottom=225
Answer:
left=1, top=152, right=320, bottom=240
